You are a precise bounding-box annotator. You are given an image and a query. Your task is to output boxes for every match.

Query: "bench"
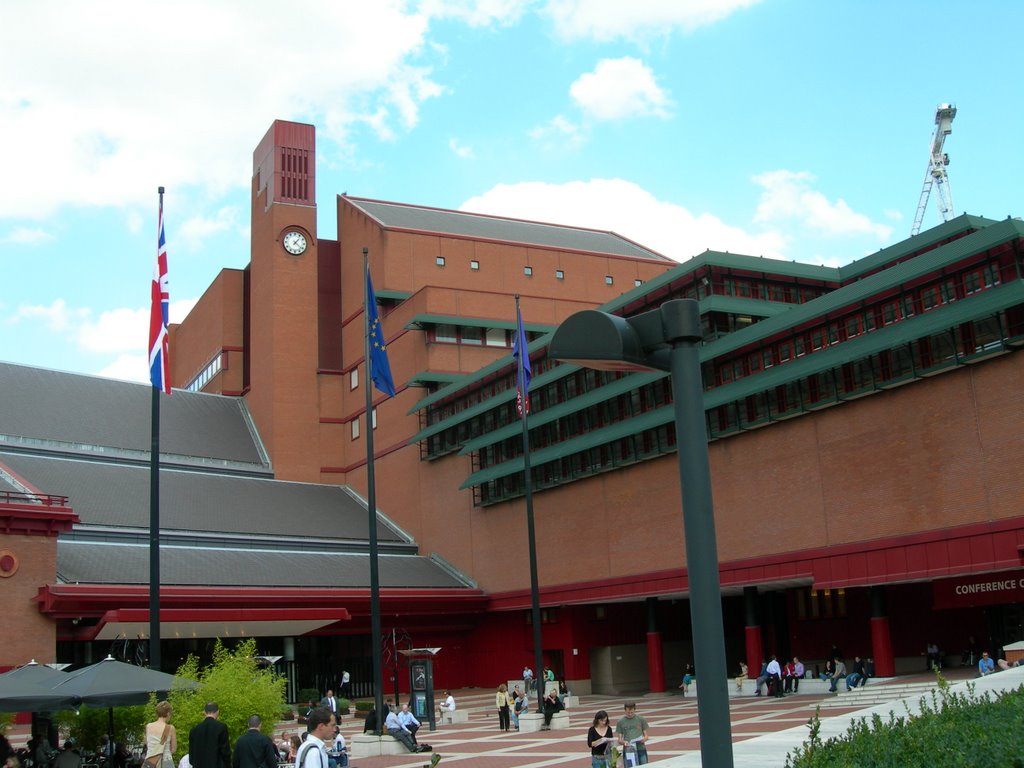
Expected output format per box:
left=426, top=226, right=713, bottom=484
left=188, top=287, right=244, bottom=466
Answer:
left=549, top=711, right=570, bottom=730
left=441, top=709, right=469, bottom=724
left=516, top=713, right=546, bottom=733
left=350, top=734, right=410, bottom=758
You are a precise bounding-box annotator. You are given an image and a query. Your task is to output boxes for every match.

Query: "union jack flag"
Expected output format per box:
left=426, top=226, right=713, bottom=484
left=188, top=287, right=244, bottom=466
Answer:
left=149, top=197, right=170, bottom=394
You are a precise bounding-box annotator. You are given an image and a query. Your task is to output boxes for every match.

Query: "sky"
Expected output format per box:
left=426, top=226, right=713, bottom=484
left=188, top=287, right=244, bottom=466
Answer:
left=2, top=0, right=1021, bottom=384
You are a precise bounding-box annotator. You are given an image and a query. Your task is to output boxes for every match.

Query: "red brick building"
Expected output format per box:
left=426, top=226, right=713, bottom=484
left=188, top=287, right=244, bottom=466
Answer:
left=3, top=118, right=1023, bottom=695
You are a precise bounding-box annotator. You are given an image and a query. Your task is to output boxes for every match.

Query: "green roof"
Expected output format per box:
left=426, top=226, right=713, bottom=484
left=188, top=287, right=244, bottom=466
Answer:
left=837, top=214, right=997, bottom=281
left=375, top=288, right=413, bottom=301
left=703, top=279, right=1024, bottom=409
left=701, top=218, right=1024, bottom=361
left=406, top=371, right=465, bottom=387
left=460, top=279, right=1024, bottom=489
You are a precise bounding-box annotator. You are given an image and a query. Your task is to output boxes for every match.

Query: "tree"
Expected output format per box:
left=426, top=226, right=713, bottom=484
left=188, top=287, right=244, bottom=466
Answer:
left=168, top=638, right=285, bottom=761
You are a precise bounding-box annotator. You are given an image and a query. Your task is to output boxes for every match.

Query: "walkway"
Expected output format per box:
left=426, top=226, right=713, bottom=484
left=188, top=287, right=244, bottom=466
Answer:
left=326, top=666, right=1019, bottom=767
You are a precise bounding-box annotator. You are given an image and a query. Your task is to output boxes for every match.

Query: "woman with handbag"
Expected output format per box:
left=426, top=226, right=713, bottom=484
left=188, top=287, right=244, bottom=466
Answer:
left=144, top=701, right=177, bottom=768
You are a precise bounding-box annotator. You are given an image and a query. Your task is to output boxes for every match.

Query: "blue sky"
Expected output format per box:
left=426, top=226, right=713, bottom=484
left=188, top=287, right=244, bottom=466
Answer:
left=2, top=0, right=1020, bottom=383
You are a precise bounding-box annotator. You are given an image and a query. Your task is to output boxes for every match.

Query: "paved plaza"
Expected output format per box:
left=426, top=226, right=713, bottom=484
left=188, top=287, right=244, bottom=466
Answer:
left=317, top=666, right=1010, bottom=767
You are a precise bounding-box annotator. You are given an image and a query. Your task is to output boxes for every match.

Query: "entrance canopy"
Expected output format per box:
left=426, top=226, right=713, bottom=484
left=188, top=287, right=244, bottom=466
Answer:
left=89, top=608, right=349, bottom=641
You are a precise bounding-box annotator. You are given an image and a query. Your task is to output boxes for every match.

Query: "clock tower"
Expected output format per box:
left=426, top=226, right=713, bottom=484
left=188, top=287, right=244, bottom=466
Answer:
left=247, top=120, right=321, bottom=481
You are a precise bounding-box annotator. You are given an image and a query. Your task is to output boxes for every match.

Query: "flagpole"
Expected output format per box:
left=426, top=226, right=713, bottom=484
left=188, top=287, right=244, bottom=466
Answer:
left=515, top=295, right=544, bottom=711
left=364, top=247, right=385, bottom=732
left=148, top=186, right=164, bottom=672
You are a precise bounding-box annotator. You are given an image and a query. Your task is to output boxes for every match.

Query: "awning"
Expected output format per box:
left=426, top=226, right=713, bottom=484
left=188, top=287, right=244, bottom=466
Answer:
left=90, top=607, right=349, bottom=641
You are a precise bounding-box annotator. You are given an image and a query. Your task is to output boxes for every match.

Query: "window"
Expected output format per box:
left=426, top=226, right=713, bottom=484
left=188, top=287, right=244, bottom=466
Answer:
left=435, top=256, right=445, bottom=267
left=524, top=266, right=533, bottom=276
left=485, top=328, right=507, bottom=347
left=462, top=326, right=483, bottom=345
left=434, top=324, right=457, bottom=343
left=634, top=279, right=643, bottom=287
left=470, top=259, right=479, bottom=270
left=351, top=418, right=360, bottom=440
left=605, top=275, right=614, bottom=285
left=350, top=369, right=358, bottom=390
left=371, top=408, right=377, bottom=429
left=556, top=269, right=564, bottom=280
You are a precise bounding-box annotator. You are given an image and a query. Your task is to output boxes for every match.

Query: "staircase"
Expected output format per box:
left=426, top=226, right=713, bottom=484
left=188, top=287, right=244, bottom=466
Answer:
left=816, top=680, right=945, bottom=709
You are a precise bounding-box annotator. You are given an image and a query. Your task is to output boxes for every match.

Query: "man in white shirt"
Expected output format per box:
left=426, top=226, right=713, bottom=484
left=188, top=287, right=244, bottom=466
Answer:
left=339, top=671, right=351, bottom=700
left=396, top=704, right=420, bottom=745
left=765, top=655, right=783, bottom=697
left=384, top=709, right=422, bottom=753
left=439, top=690, right=455, bottom=721
left=296, top=709, right=334, bottom=768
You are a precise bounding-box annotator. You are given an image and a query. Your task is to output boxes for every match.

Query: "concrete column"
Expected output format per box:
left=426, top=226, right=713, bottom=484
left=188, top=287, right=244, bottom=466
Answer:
left=870, top=586, right=895, bottom=676
left=646, top=597, right=665, bottom=692
left=283, top=636, right=295, bottom=661
left=744, top=586, right=763, bottom=678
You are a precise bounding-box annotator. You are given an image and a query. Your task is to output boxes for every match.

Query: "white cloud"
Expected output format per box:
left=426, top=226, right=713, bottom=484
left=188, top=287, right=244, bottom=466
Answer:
left=528, top=115, right=585, bottom=149
left=460, top=178, right=787, bottom=263
left=570, top=58, right=671, bottom=121
left=543, top=0, right=762, bottom=42
left=1, top=227, right=54, bottom=245
left=96, top=353, right=149, bottom=384
left=753, top=170, right=893, bottom=240
left=178, top=206, right=244, bottom=250
left=419, top=0, right=533, bottom=27
left=448, top=138, right=475, bottom=159
left=0, top=0, right=442, bottom=219
left=8, top=298, right=197, bottom=367
left=8, top=299, right=89, bottom=332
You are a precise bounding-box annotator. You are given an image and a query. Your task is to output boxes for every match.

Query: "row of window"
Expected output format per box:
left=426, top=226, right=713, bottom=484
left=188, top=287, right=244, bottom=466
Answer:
left=711, top=262, right=1005, bottom=387
left=350, top=408, right=378, bottom=439
left=467, top=305, right=1021, bottom=506
left=185, top=354, right=223, bottom=392
left=433, top=255, right=642, bottom=287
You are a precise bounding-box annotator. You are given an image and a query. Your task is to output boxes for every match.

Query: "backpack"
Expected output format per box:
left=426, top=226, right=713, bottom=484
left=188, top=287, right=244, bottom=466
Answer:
left=514, top=698, right=523, bottom=713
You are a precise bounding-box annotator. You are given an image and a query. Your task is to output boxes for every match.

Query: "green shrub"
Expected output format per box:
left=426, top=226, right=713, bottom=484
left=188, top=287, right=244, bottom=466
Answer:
left=55, top=703, right=148, bottom=754
left=0, top=712, right=12, bottom=734
left=354, top=700, right=373, bottom=712
left=336, top=698, right=350, bottom=713
left=168, top=638, right=285, bottom=763
left=297, top=688, right=320, bottom=706
left=786, top=677, right=1024, bottom=768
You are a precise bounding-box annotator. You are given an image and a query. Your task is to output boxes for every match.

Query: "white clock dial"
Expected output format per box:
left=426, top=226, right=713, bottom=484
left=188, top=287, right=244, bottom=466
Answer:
left=283, top=231, right=308, bottom=255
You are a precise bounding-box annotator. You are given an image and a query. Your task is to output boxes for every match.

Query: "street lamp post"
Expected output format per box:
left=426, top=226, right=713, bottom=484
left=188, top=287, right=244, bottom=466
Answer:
left=549, top=298, right=733, bottom=768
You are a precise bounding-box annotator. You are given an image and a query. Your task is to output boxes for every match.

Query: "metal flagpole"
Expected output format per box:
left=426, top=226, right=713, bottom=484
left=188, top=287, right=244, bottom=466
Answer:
left=515, top=295, right=545, bottom=711
left=148, top=186, right=164, bottom=672
left=364, top=247, right=385, bottom=732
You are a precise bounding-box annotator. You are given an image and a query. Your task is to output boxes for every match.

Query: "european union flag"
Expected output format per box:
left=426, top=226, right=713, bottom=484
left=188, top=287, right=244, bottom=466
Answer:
left=513, top=303, right=531, bottom=415
left=367, top=271, right=396, bottom=397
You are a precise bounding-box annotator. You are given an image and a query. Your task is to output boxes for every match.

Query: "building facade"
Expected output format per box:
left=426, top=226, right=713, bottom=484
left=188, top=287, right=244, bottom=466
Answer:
left=2, top=118, right=1023, bottom=696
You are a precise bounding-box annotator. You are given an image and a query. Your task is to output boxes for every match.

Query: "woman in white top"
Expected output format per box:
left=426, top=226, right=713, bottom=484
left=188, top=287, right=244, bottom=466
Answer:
left=144, top=701, right=177, bottom=768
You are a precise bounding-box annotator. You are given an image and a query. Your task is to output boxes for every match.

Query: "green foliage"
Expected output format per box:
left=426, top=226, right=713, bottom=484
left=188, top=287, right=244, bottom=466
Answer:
left=354, top=700, right=373, bottom=712
left=786, top=678, right=1024, bottom=768
left=0, top=712, right=13, bottom=734
left=336, top=699, right=350, bottom=713
left=168, top=639, right=285, bottom=762
left=54, top=703, right=149, bottom=754
left=296, top=689, right=320, bottom=706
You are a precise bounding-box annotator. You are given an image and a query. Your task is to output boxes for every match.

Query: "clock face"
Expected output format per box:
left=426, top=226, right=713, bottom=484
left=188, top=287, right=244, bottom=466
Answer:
left=282, top=230, right=308, bottom=255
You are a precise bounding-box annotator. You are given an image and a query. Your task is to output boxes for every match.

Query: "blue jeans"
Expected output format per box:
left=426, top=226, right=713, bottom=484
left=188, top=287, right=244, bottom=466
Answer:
left=846, top=673, right=862, bottom=689
left=591, top=757, right=610, bottom=768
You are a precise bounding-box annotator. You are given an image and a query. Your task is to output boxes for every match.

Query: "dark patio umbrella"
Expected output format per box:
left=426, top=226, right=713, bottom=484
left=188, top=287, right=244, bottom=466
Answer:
left=0, top=675, right=77, bottom=712
left=0, top=660, right=68, bottom=686
left=50, top=655, right=198, bottom=707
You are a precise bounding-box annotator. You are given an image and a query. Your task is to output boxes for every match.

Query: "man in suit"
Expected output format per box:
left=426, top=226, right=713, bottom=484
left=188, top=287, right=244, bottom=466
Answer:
left=231, top=715, right=277, bottom=768
left=320, top=690, right=339, bottom=720
left=189, top=702, right=230, bottom=768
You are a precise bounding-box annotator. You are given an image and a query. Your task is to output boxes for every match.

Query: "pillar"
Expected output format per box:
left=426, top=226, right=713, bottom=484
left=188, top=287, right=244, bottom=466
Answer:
left=646, top=597, right=665, bottom=693
left=870, top=586, right=895, bottom=677
left=283, top=636, right=295, bottom=661
left=744, top=586, right=763, bottom=678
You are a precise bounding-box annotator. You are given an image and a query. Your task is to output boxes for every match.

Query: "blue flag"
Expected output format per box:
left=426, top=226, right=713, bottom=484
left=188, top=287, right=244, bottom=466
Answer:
left=367, top=271, right=396, bottom=397
left=513, top=303, right=531, bottom=415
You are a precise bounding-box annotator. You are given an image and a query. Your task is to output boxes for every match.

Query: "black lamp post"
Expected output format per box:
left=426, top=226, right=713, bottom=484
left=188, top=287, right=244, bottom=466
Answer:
left=549, top=298, right=734, bottom=768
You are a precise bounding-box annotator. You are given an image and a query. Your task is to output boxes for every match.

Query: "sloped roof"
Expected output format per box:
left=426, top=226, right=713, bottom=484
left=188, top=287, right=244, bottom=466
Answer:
left=0, top=451, right=399, bottom=541
left=346, top=196, right=671, bottom=261
left=57, top=541, right=466, bottom=588
left=0, top=362, right=267, bottom=470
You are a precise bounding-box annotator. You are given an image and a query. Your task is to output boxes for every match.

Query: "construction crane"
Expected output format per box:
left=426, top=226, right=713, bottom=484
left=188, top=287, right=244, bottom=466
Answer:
left=911, top=103, right=957, bottom=235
